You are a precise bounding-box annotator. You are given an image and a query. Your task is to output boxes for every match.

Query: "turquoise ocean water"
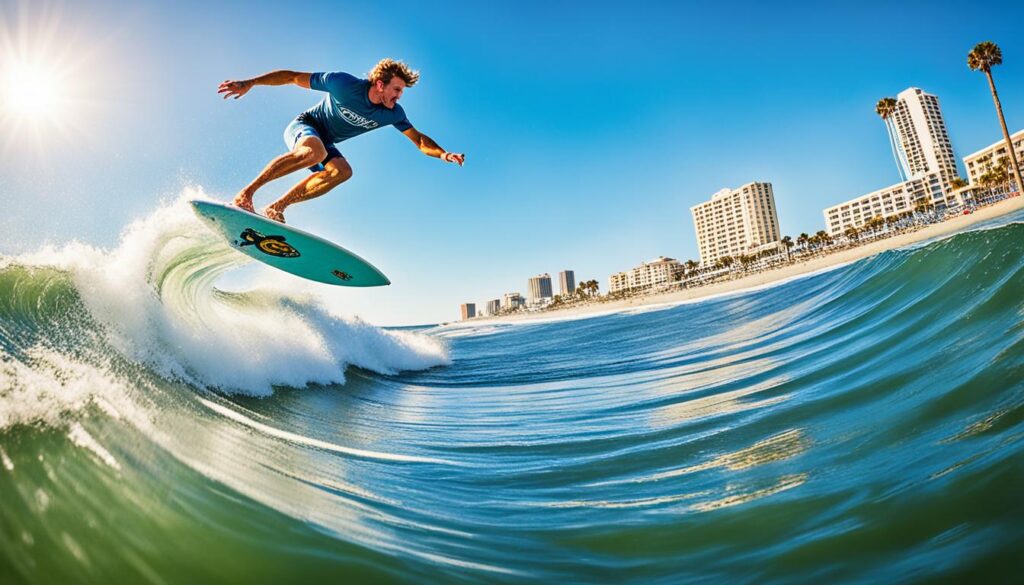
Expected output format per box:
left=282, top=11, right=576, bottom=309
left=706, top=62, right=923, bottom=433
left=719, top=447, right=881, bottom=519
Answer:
left=2, top=197, right=1023, bottom=583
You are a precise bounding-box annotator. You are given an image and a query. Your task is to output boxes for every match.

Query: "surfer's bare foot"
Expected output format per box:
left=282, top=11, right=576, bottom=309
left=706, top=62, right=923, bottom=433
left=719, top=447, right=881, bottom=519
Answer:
left=232, top=192, right=255, bottom=213
left=263, top=207, right=286, bottom=224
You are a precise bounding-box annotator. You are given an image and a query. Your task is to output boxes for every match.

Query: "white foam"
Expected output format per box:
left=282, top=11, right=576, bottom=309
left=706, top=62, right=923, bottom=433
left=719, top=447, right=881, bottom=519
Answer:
left=0, top=345, right=136, bottom=430
left=15, top=188, right=450, bottom=396
left=67, top=423, right=121, bottom=470
left=198, top=397, right=460, bottom=465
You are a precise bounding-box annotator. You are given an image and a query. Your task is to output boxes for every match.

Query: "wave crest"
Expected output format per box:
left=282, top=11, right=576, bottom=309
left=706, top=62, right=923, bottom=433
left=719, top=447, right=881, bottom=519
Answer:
left=2, top=188, right=449, bottom=400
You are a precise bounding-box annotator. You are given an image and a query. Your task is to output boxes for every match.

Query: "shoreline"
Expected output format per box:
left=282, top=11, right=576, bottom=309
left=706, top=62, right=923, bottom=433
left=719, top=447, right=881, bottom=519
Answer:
left=473, top=195, right=1024, bottom=325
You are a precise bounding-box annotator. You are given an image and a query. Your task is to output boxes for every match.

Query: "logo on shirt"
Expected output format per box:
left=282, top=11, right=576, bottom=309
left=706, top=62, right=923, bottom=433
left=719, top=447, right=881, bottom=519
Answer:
left=339, top=107, right=379, bottom=130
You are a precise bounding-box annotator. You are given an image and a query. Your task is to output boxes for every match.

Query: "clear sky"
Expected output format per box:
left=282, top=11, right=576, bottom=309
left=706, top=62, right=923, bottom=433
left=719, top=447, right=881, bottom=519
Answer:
left=1, top=0, right=1022, bottom=325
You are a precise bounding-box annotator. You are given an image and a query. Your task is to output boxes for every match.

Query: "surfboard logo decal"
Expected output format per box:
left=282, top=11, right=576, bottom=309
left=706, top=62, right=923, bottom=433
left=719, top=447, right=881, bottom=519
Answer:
left=237, top=228, right=300, bottom=258
left=332, top=270, right=353, bottom=281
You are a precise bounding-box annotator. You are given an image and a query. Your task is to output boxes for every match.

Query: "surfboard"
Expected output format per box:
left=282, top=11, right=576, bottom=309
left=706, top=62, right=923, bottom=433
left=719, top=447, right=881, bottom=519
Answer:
left=190, top=200, right=390, bottom=287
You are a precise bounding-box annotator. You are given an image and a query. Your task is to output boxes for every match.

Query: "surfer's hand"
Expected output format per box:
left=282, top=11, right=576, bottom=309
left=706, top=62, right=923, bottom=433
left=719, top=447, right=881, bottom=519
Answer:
left=441, top=152, right=465, bottom=166
left=218, top=79, right=254, bottom=100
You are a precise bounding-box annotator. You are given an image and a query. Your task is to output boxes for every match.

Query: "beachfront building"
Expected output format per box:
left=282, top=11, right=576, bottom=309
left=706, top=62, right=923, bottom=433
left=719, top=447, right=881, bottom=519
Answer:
left=486, top=299, right=501, bottom=316
left=503, top=292, right=525, bottom=311
left=460, top=303, right=476, bottom=320
left=559, top=270, right=576, bottom=296
left=609, top=271, right=630, bottom=294
left=963, top=128, right=1024, bottom=193
left=824, top=87, right=963, bottom=237
left=890, top=87, right=958, bottom=178
left=823, top=170, right=955, bottom=236
left=527, top=274, right=553, bottom=306
left=691, top=182, right=782, bottom=267
left=608, top=256, right=684, bottom=293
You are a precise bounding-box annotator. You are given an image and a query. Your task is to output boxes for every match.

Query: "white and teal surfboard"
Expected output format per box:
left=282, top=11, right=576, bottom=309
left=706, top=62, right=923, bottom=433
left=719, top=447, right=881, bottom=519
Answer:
left=190, top=200, right=390, bottom=287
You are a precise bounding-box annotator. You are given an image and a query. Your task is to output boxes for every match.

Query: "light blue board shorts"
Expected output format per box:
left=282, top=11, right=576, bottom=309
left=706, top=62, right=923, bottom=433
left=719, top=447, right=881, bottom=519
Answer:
left=283, top=112, right=344, bottom=172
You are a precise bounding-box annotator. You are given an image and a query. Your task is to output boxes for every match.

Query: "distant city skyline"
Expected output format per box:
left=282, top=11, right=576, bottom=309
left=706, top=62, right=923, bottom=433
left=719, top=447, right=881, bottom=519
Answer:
left=464, top=105, right=1022, bottom=314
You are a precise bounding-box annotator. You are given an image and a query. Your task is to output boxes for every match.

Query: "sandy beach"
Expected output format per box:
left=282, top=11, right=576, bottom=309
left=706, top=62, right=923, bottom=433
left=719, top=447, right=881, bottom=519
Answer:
left=481, top=195, right=1024, bottom=324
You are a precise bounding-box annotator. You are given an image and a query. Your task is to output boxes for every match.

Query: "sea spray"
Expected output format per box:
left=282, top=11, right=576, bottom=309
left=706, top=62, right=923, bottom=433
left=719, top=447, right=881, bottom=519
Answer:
left=4, top=187, right=449, bottom=398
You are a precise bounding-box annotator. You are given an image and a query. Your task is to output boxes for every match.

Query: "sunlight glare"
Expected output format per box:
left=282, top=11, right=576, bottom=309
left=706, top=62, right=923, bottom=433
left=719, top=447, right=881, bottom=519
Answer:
left=3, top=61, right=62, bottom=118
left=0, top=1, right=109, bottom=156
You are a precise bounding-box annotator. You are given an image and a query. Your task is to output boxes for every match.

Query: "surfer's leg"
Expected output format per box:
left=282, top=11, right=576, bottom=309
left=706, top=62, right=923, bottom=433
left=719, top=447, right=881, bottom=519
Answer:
left=233, top=136, right=328, bottom=212
left=263, top=156, right=353, bottom=221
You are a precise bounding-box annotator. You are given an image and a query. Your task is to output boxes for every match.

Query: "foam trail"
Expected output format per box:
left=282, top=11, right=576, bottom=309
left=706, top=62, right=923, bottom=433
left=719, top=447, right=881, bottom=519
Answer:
left=198, top=398, right=460, bottom=465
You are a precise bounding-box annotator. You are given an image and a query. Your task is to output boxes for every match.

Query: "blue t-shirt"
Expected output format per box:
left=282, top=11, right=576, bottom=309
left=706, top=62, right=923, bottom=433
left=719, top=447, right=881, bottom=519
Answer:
left=304, top=71, right=412, bottom=144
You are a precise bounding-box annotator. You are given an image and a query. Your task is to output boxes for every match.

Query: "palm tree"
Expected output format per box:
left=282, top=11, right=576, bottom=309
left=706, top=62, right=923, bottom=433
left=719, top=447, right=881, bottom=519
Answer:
left=950, top=177, right=969, bottom=189
left=876, top=97, right=907, bottom=181
left=989, top=166, right=1010, bottom=194
left=684, top=259, right=699, bottom=278
left=845, top=225, right=860, bottom=241
left=780, top=235, right=793, bottom=260
left=868, top=216, right=885, bottom=233
left=968, top=41, right=1024, bottom=197
left=977, top=170, right=996, bottom=203
left=739, top=254, right=755, bottom=272
left=797, top=232, right=809, bottom=252
left=914, top=198, right=936, bottom=216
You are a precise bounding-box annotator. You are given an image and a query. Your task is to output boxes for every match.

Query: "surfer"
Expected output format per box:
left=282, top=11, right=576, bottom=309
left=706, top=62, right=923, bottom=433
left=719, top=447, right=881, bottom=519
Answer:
left=218, top=58, right=465, bottom=223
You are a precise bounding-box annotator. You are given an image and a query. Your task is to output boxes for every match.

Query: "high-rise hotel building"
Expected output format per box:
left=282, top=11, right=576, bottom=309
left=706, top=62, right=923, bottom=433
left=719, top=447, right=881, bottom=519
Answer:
left=486, top=299, right=501, bottom=316
left=527, top=274, right=553, bottom=305
left=824, top=87, right=960, bottom=236
left=690, top=182, right=781, bottom=266
left=891, top=87, right=958, bottom=178
left=559, top=270, right=576, bottom=296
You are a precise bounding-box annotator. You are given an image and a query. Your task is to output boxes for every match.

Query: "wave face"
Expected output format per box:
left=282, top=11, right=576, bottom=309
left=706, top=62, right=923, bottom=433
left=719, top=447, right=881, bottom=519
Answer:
left=1, top=199, right=1022, bottom=583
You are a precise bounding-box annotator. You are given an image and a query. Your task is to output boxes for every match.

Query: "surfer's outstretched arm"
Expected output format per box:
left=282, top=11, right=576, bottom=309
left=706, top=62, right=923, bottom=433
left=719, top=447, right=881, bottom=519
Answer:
left=402, top=127, right=465, bottom=166
left=218, top=71, right=312, bottom=99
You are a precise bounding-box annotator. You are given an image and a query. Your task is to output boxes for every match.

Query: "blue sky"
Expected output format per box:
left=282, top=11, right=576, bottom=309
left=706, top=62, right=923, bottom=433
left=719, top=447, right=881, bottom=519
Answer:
left=1, top=0, right=1022, bottom=325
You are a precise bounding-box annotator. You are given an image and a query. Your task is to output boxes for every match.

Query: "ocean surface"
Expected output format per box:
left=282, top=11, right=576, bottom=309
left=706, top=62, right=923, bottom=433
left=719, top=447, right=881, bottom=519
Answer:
left=2, top=196, right=1023, bottom=584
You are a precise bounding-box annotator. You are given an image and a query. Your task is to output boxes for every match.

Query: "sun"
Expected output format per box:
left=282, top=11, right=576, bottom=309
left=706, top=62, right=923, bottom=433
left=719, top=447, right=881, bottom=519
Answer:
left=2, top=60, right=63, bottom=119
left=0, top=1, right=106, bottom=156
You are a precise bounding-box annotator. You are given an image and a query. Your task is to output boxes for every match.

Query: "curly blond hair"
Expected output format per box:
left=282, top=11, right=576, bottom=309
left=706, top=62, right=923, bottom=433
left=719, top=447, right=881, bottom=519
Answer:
left=367, top=58, right=419, bottom=87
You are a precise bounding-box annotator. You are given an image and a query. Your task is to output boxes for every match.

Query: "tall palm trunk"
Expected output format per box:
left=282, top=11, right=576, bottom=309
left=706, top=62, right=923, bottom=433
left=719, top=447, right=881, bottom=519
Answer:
left=985, top=69, right=1024, bottom=195
left=892, top=119, right=912, bottom=179
left=885, top=118, right=907, bottom=181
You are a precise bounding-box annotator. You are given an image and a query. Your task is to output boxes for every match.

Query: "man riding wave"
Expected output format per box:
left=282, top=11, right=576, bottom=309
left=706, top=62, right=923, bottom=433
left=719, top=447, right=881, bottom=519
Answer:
left=218, top=58, right=465, bottom=223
